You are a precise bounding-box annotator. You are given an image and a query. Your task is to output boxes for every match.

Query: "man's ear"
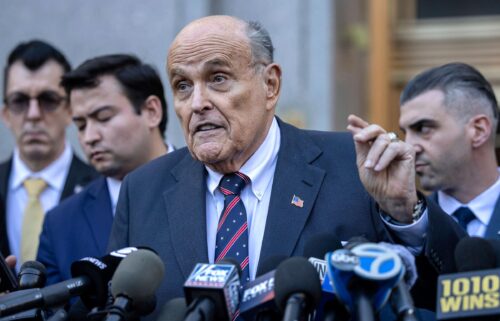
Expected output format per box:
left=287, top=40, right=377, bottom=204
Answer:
left=141, top=95, right=163, bottom=129
left=263, top=63, right=282, bottom=111
left=469, top=114, right=492, bottom=148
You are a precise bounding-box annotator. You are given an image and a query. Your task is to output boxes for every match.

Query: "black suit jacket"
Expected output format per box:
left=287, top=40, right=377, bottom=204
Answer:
left=108, top=119, right=465, bottom=318
left=0, top=154, right=98, bottom=257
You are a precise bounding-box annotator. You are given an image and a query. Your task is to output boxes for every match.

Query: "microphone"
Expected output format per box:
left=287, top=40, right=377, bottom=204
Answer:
left=437, top=237, right=500, bottom=320
left=157, top=298, right=187, bottom=321
left=183, top=260, right=242, bottom=321
left=18, top=261, right=46, bottom=289
left=0, top=247, right=142, bottom=317
left=376, top=243, right=418, bottom=321
left=302, top=234, right=348, bottom=321
left=240, top=256, right=287, bottom=321
left=274, top=257, right=322, bottom=321
left=326, top=242, right=404, bottom=321
left=104, top=249, right=165, bottom=321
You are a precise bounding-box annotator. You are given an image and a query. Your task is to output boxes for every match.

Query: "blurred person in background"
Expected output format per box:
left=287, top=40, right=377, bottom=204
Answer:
left=0, top=40, right=97, bottom=271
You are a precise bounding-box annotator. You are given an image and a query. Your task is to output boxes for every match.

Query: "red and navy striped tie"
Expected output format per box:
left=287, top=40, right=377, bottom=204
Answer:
left=215, top=172, right=251, bottom=284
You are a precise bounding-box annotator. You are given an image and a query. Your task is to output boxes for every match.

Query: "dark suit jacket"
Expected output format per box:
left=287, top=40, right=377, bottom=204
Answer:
left=0, top=155, right=98, bottom=257
left=37, top=176, right=113, bottom=285
left=431, top=192, right=500, bottom=239
left=108, top=119, right=465, bottom=318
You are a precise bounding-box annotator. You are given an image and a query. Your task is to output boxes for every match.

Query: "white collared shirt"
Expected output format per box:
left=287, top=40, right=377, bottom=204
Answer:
left=437, top=169, right=500, bottom=237
left=7, top=143, right=73, bottom=271
left=206, top=118, right=280, bottom=280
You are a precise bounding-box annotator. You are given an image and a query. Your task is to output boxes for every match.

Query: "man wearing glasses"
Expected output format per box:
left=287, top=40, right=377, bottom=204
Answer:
left=0, top=40, right=97, bottom=270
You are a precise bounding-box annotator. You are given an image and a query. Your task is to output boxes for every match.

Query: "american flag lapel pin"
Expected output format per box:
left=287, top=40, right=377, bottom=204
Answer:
left=291, top=194, right=304, bottom=208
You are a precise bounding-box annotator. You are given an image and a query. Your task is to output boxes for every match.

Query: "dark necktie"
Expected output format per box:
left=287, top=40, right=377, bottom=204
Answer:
left=215, top=172, right=250, bottom=284
left=452, top=207, right=476, bottom=232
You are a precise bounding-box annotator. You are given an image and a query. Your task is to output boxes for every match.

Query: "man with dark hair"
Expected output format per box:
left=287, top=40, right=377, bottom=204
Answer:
left=400, top=62, right=500, bottom=237
left=37, top=54, right=171, bottom=284
left=0, top=40, right=97, bottom=270
left=108, top=16, right=464, bottom=317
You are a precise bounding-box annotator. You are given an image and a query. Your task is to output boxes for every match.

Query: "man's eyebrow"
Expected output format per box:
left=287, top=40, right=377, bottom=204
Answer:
left=204, top=58, right=232, bottom=69
left=169, top=67, right=186, bottom=79
left=405, top=118, right=437, bottom=130
left=73, top=105, right=114, bottom=121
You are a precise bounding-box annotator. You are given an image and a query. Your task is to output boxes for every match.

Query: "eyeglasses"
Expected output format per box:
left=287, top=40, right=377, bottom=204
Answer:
left=4, top=91, right=67, bottom=115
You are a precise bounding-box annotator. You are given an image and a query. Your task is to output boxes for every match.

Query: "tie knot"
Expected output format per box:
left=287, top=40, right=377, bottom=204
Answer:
left=23, top=178, right=47, bottom=198
left=452, top=206, right=476, bottom=229
left=218, top=172, right=250, bottom=196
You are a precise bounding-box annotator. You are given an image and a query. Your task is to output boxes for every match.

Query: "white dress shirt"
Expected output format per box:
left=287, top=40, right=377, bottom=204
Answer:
left=206, top=118, right=280, bottom=280
left=437, top=169, right=500, bottom=237
left=7, top=143, right=73, bottom=271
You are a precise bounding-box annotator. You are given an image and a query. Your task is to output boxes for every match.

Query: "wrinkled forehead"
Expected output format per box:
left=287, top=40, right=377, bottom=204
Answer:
left=167, top=20, right=252, bottom=74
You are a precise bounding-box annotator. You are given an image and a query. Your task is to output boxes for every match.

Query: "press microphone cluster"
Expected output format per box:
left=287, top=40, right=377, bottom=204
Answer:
left=157, top=235, right=422, bottom=321
left=0, top=247, right=149, bottom=318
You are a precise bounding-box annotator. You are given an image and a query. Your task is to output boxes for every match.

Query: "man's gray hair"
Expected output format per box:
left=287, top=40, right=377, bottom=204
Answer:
left=245, top=21, right=274, bottom=66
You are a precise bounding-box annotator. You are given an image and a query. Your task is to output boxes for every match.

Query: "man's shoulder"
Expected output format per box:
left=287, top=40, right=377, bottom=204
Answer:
left=126, top=147, right=192, bottom=181
left=279, top=120, right=355, bottom=157
left=45, top=176, right=106, bottom=221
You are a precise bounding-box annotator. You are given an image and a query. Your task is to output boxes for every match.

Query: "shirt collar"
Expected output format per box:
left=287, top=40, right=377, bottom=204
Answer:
left=206, top=117, right=281, bottom=200
left=438, top=168, right=500, bottom=226
left=10, top=142, right=73, bottom=191
left=106, top=177, right=122, bottom=212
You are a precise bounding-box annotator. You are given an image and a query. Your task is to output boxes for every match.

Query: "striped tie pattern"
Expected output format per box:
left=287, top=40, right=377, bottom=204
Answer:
left=215, top=172, right=251, bottom=284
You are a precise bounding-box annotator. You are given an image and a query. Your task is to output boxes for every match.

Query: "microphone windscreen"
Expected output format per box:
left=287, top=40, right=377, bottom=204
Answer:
left=19, top=261, right=46, bottom=275
left=157, top=298, right=187, bottom=321
left=18, top=261, right=47, bottom=288
left=303, top=233, right=343, bottom=259
left=110, top=249, right=165, bottom=304
left=257, top=255, right=287, bottom=276
left=274, top=257, right=322, bottom=312
left=454, top=237, right=497, bottom=272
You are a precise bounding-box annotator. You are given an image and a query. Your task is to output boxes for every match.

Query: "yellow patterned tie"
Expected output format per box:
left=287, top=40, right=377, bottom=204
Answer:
left=21, top=178, right=47, bottom=262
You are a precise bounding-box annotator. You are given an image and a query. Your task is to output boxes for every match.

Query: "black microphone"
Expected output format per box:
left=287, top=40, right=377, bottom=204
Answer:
left=302, top=234, right=348, bottom=321
left=157, top=298, right=187, bottom=321
left=0, top=247, right=141, bottom=317
left=18, top=261, right=46, bottom=289
left=239, top=256, right=287, bottom=321
left=183, top=260, right=242, bottom=321
left=104, top=249, right=165, bottom=321
left=454, top=237, right=497, bottom=272
left=436, top=237, right=500, bottom=321
left=274, top=257, right=322, bottom=321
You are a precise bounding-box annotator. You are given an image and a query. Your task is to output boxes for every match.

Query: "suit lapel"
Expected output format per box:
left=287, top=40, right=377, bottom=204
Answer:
left=259, top=120, right=325, bottom=266
left=485, top=195, right=500, bottom=239
left=83, top=177, right=114, bottom=255
left=0, top=159, right=11, bottom=201
left=61, top=156, right=98, bottom=200
left=0, top=159, right=12, bottom=255
left=163, top=154, right=208, bottom=279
